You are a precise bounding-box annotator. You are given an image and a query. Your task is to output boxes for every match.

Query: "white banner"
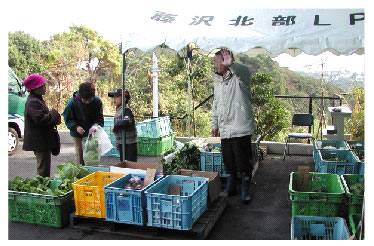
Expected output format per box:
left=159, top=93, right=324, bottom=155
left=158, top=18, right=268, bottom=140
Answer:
left=120, top=8, right=364, bottom=56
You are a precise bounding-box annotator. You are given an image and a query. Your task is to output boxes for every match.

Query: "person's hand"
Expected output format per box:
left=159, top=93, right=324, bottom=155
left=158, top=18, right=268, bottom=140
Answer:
left=221, top=48, right=233, bottom=67
left=89, top=126, right=97, bottom=135
left=212, top=129, right=219, bottom=137
left=77, top=126, right=85, bottom=135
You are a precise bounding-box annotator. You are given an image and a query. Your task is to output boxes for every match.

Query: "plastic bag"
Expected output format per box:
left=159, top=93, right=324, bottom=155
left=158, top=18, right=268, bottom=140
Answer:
left=93, top=125, right=113, bottom=155
left=83, top=135, right=101, bottom=166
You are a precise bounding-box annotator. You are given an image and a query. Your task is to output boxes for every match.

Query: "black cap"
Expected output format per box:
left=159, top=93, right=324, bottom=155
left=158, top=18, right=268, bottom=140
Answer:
left=108, top=88, right=130, bottom=99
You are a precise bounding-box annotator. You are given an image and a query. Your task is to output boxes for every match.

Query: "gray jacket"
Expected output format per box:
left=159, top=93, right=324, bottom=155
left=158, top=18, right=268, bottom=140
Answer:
left=212, top=62, right=256, bottom=139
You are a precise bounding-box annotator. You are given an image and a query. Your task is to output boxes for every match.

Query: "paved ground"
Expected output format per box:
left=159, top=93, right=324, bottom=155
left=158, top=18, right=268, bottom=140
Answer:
left=8, top=142, right=315, bottom=240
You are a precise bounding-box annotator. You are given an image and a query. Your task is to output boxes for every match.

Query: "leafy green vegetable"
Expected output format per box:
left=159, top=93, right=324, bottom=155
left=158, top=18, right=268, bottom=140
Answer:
left=162, top=142, right=201, bottom=175
left=350, top=182, right=364, bottom=195
left=86, top=136, right=99, bottom=151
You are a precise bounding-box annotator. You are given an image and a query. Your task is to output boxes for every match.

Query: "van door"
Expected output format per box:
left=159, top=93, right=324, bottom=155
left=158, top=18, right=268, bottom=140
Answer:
left=8, top=67, right=27, bottom=117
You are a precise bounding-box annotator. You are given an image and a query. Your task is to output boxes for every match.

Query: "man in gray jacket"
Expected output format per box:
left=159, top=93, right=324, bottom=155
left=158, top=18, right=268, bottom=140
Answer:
left=212, top=48, right=256, bottom=204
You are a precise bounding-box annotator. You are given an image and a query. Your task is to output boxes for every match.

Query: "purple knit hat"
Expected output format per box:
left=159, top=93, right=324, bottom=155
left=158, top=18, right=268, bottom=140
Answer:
left=23, top=74, right=46, bottom=91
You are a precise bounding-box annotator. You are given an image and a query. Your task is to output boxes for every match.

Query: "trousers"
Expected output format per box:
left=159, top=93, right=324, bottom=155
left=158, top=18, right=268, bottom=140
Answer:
left=33, top=151, right=51, bottom=177
left=221, top=135, right=253, bottom=175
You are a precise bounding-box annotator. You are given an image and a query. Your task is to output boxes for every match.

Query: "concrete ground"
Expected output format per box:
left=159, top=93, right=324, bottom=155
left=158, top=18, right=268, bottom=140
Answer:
left=8, top=142, right=314, bottom=240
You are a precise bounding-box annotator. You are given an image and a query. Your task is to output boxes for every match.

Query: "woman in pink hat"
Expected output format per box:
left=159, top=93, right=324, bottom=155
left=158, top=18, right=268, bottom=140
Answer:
left=22, top=74, right=61, bottom=177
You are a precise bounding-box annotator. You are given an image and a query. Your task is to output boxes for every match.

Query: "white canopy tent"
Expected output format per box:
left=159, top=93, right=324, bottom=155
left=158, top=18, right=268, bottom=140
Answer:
left=118, top=8, right=364, bottom=154
left=119, top=8, right=364, bottom=56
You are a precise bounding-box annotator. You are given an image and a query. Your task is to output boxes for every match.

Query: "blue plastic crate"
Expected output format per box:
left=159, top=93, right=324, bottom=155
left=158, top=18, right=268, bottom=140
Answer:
left=144, top=175, right=208, bottom=230
left=200, top=151, right=227, bottom=177
left=313, top=140, right=350, bottom=171
left=291, top=216, right=350, bottom=240
left=346, top=141, right=364, bottom=175
left=315, top=149, right=359, bottom=175
left=86, top=166, right=110, bottom=173
left=200, top=136, right=260, bottom=178
left=103, top=117, right=120, bottom=157
left=136, top=116, right=172, bottom=138
left=104, top=174, right=163, bottom=225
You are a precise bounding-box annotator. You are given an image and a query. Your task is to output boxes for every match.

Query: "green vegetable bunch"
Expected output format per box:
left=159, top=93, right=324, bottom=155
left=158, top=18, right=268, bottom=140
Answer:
left=84, top=136, right=100, bottom=165
left=162, top=143, right=201, bottom=175
left=350, top=182, right=364, bottom=195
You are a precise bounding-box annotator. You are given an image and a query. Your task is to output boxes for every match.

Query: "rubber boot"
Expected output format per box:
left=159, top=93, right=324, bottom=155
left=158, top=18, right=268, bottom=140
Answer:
left=241, top=174, right=251, bottom=204
left=224, top=173, right=238, bottom=196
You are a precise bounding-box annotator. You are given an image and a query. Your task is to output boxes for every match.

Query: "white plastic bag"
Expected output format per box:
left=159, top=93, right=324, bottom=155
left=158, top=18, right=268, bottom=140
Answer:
left=91, top=124, right=113, bottom=155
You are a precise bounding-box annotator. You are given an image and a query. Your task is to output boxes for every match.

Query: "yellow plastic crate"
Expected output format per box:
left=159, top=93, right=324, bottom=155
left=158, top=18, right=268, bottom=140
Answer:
left=72, top=171, right=125, bottom=218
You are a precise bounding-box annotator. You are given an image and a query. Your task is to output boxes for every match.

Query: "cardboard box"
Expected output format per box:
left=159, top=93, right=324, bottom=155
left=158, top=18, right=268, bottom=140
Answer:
left=109, top=160, right=162, bottom=175
left=297, top=166, right=310, bottom=192
left=176, top=169, right=221, bottom=203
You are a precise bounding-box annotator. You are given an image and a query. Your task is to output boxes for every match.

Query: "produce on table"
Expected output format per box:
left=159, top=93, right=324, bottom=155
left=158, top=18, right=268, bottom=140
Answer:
left=350, top=182, right=364, bottom=195
left=322, top=154, right=347, bottom=162
left=162, top=142, right=200, bottom=175
left=8, top=162, right=89, bottom=196
left=124, top=176, right=144, bottom=190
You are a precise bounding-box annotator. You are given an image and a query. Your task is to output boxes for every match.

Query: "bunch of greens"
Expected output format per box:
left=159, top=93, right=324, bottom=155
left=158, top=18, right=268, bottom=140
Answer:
left=84, top=136, right=100, bottom=165
left=162, top=143, right=201, bottom=175
left=350, top=182, right=364, bottom=195
left=9, top=175, right=69, bottom=196
left=8, top=162, right=90, bottom=196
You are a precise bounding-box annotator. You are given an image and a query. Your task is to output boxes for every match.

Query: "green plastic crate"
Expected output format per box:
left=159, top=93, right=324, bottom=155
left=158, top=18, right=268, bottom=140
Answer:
left=348, top=214, right=364, bottom=240
left=8, top=181, right=74, bottom=227
left=340, top=174, right=364, bottom=216
left=137, top=132, right=174, bottom=156
left=289, top=172, right=345, bottom=217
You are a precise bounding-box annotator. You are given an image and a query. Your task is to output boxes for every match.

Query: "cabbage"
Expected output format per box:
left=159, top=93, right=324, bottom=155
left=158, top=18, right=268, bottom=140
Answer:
left=84, top=150, right=99, bottom=166
left=86, top=137, right=99, bottom=151
left=56, top=162, right=89, bottom=180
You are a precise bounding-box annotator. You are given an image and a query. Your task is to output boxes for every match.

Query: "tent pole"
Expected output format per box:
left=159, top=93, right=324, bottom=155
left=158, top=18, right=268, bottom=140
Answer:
left=121, top=44, right=127, bottom=161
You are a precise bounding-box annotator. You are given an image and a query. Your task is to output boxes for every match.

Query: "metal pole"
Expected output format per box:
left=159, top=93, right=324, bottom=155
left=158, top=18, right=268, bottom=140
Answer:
left=152, top=52, right=159, bottom=117
left=121, top=43, right=126, bottom=161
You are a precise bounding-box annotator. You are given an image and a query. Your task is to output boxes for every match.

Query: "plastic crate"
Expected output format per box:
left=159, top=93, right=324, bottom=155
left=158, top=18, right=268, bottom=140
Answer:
left=340, top=174, right=364, bottom=216
left=86, top=166, right=110, bottom=173
left=291, top=216, right=350, bottom=240
left=346, top=141, right=364, bottom=175
left=103, top=117, right=120, bottom=157
left=104, top=174, right=164, bottom=225
left=313, top=140, right=350, bottom=170
left=8, top=180, right=74, bottom=227
left=145, top=175, right=208, bottom=230
left=136, top=116, right=172, bottom=138
left=72, top=171, right=125, bottom=218
left=137, top=132, right=174, bottom=156
left=315, top=149, right=359, bottom=175
left=200, top=135, right=261, bottom=178
left=348, top=214, right=364, bottom=239
left=289, top=172, right=345, bottom=217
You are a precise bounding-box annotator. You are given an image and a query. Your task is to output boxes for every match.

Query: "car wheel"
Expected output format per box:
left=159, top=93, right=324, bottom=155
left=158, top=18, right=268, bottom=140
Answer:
left=8, top=127, right=19, bottom=156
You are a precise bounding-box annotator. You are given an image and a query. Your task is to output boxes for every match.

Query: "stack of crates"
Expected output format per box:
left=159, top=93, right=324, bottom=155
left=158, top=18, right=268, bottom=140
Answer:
left=288, top=172, right=346, bottom=217
left=136, top=116, right=174, bottom=156
left=291, top=216, right=350, bottom=240
left=104, top=174, right=163, bottom=225
left=313, top=140, right=359, bottom=175
left=103, top=117, right=120, bottom=157
left=346, top=141, right=364, bottom=175
left=72, top=171, right=125, bottom=218
left=8, top=180, right=75, bottom=227
left=200, top=135, right=261, bottom=178
left=340, top=174, right=364, bottom=221
left=144, top=175, right=209, bottom=230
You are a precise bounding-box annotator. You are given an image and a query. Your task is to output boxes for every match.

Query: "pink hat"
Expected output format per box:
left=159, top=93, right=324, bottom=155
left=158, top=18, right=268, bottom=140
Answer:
left=23, top=74, right=46, bottom=91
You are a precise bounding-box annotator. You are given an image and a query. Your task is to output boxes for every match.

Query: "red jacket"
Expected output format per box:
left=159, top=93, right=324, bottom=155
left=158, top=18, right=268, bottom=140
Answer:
left=23, top=93, right=61, bottom=152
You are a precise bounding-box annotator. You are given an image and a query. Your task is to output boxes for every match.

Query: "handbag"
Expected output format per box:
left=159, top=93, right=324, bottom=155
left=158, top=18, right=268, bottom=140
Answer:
left=51, top=126, right=61, bottom=156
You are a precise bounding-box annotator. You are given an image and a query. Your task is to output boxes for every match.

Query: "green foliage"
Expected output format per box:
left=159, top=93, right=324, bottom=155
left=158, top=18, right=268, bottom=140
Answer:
left=251, top=72, right=290, bottom=141
left=344, top=85, right=364, bottom=140
left=8, top=31, right=47, bottom=79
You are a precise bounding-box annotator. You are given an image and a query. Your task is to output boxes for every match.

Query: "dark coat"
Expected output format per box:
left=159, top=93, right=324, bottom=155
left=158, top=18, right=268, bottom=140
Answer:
left=62, top=91, right=104, bottom=138
left=23, top=93, right=61, bottom=152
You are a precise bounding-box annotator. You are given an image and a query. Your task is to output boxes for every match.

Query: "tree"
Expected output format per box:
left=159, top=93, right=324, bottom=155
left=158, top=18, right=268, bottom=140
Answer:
left=8, top=31, right=47, bottom=79
left=344, top=85, right=364, bottom=140
left=251, top=72, right=290, bottom=141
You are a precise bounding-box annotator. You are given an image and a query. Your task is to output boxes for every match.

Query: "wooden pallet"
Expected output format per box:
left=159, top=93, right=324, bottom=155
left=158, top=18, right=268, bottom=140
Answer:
left=70, top=192, right=228, bottom=240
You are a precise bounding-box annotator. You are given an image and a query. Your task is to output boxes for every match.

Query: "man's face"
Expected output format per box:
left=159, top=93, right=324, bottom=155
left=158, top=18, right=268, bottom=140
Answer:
left=81, top=97, right=94, bottom=104
left=215, top=54, right=226, bottom=74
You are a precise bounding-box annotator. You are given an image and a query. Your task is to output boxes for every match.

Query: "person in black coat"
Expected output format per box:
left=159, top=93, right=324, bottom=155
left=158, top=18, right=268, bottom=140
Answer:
left=23, top=74, right=61, bottom=177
